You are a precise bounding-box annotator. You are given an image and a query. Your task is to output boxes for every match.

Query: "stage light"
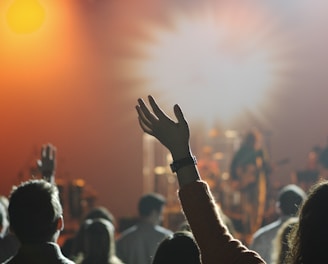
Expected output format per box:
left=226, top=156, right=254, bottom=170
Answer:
left=120, top=4, right=289, bottom=126
left=6, top=0, right=45, bottom=34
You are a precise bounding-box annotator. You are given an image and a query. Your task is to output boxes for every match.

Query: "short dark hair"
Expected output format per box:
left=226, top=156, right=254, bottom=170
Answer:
left=278, top=184, right=306, bottom=216
left=287, top=181, right=328, bottom=263
left=8, top=179, right=62, bottom=243
left=152, top=231, right=201, bottom=264
left=138, top=193, right=166, bottom=217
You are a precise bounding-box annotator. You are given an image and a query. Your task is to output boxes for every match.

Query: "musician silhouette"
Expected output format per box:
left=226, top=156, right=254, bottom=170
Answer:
left=230, top=128, right=271, bottom=243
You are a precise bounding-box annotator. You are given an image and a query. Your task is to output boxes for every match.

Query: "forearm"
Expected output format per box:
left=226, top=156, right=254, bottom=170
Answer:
left=179, top=181, right=265, bottom=264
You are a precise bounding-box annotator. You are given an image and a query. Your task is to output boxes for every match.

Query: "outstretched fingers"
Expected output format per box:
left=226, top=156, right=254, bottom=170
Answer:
left=136, top=105, right=153, bottom=129
left=137, top=98, right=158, bottom=123
left=137, top=116, right=154, bottom=135
left=43, top=144, right=56, bottom=161
left=148, top=95, right=171, bottom=121
left=136, top=106, right=154, bottom=135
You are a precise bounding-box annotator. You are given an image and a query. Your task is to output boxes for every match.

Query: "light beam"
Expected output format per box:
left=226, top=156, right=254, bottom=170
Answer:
left=119, top=3, right=290, bottom=127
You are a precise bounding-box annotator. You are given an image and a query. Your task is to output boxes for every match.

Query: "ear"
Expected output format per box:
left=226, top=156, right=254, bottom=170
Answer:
left=57, top=215, right=64, bottom=231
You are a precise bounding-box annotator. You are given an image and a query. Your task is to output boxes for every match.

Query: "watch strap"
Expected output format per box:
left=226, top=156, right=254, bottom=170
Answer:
left=170, top=156, right=197, bottom=173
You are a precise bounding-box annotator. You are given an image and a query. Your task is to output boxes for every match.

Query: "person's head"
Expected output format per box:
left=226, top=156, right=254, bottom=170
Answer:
left=152, top=231, right=201, bottom=264
left=242, top=128, right=262, bottom=149
left=84, top=206, right=115, bottom=225
left=82, top=218, right=122, bottom=264
left=138, top=193, right=166, bottom=224
left=287, top=180, right=328, bottom=263
left=8, top=179, right=63, bottom=244
left=277, top=184, right=306, bottom=216
left=69, top=206, right=116, bottom=258
left=306, top=146, right=322, bottom=170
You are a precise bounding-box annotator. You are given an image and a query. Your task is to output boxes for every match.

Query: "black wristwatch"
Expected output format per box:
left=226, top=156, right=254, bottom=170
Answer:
left=170, top=156, right=197, bottom=173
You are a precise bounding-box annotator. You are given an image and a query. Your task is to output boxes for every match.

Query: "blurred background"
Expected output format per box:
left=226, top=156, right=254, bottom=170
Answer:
left=1, top=0, right=328, bottom=232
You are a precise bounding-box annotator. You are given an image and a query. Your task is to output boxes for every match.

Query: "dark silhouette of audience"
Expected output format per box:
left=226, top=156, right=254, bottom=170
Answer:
left=116, top=192, right=173, bottom=264
left=152, top=231, right=201, bottom=264
left=250, top=184, right=306, bottom=263
left=287, top=180, right=328, bottom=263
left=3, top=97, right=328, bottom=264
left=61, top=206, right=115, bottom=260
left=75, top=218, right=123, bottom=264
left=3, top=179, right=74, bottom=263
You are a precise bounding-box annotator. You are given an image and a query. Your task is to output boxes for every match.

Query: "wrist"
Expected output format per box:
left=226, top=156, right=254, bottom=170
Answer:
left=170, top=146, right=192, bottom=161
left=170, top=155, right=197, bottom=173
left=42, top=171, right=54, bottom=176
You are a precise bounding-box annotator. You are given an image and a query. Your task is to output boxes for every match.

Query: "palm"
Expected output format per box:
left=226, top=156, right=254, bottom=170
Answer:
left=136, top=96, right=190, bottom=158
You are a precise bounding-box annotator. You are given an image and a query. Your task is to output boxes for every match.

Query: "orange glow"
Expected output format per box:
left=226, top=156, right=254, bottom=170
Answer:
left=0, top=1, right=90, bottom=91
left=6, top=0, right=46, bottom=34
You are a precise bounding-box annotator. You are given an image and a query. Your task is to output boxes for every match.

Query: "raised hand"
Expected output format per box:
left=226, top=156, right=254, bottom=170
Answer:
left=136, top=95, right=191, bottom=160
left=37, top=143, right=56, bottom=184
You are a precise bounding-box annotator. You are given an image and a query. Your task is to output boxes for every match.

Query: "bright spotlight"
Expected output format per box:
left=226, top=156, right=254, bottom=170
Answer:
left=120, top=4, right=289, bottom=126
left=6, top=0, right=46, bottom=34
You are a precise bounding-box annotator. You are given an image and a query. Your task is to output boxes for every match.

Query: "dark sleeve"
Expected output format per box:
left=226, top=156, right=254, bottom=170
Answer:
left=179, top=181, right=265, bottom=264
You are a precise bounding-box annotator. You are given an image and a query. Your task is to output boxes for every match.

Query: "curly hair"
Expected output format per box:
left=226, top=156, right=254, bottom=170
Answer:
left=287, top=180, right=328, bottom=264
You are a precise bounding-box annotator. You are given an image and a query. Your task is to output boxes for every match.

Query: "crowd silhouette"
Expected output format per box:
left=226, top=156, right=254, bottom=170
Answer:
left=1, top=96, right=328, bottom=264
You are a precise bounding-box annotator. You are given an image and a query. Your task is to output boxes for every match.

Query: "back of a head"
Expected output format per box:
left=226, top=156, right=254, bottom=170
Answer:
left=138, top=193, right=166, bottom=217
left=152, top=231, right=201, bottom=264
left=8, top=179, right=62, bottom=244
left=82, top=218, right=115, bottom=264
left=288, top=181, right=328, bottom=263
left=278, top=184, right=306, bottom=216
left=84, top=206, right=115, bottom=224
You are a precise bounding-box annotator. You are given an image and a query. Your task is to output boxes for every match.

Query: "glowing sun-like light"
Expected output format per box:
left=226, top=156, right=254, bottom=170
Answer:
left=6, top=0, right=46, bottom=34
left=121, top=4, right=289, bottom=126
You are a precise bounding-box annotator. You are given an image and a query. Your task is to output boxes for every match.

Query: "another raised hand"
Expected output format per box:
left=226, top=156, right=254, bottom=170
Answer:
left=136, top=95, right=191, bottom=160
left=136, top=95, right=199, bottom=187
left=37, top=143, right=56, bottom=184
